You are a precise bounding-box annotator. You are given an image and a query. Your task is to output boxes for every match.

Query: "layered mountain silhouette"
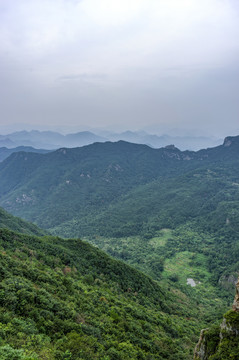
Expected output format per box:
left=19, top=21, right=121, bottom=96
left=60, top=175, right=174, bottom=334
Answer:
left=0, top=136, right=238, bottom=235
left=0, top=129, right=222, bottom=150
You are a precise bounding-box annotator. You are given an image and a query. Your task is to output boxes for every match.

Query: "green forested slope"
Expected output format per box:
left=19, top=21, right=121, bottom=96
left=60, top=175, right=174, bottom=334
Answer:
left=0, top=137, right=239, bottom=233
left=0, top=207, right=46, bottom=236
left=50, top=161, right=239, bottom=238
left=46, top=149, right=239, bottom=287
left=194, top=282, right=239, bottom=360
left=0, top=227, right=204, bottom=359
left=0, top=138, right=239, bottom=357
left=0, top=139, right=222, bottom=228
left=0, top=147, right=50, bottom=163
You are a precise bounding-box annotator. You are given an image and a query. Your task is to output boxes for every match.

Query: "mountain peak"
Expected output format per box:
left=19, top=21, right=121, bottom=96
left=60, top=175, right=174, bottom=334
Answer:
left=164, top=144, right=178, bottom=150
left=223, top=135, right=239, bottom=147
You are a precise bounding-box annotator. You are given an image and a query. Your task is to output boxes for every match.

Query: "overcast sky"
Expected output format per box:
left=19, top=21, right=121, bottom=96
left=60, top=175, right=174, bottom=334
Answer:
left=0, top=0, right=239, bottom=136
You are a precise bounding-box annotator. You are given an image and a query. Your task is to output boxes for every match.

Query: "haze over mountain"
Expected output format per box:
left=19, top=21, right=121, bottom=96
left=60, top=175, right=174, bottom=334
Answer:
left=1, top=0, right=239, bottom=358
left=0, top=129, right=222, bottom=151
left=1, top=1, right=239, bottom=135
left=0, top=130, right=107, bottom=150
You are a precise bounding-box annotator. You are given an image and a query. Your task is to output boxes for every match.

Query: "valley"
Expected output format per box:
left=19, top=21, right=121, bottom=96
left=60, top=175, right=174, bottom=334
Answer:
left=0, top=137, right=239, bottom=358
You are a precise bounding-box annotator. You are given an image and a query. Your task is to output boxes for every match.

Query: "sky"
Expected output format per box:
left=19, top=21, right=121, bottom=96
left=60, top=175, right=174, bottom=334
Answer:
left=0, top=0, right=239, bottom=136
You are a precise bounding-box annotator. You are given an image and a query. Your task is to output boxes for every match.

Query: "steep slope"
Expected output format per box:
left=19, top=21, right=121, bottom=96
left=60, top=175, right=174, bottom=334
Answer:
left=52, top=159, right=239, bottom=238
left=1, top=137, right=239, bottom=230
left=0, top=140, right=200, bottom=228
left=194, top=279, right=239, bottom=359
left=0, top=138, right=239, bottom=277
left=0, top=138, right=239, bottom=283
left=0, top=207, right=46, bottom=236
left=0, top=227, right=200, bottom=359
left=0, top=139, right=238, bottom=358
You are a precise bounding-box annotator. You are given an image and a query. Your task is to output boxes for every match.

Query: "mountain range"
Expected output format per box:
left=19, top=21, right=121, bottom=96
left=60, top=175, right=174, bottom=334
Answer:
left=0, top=135, right=239, bottom=358
left=0, top=129, right=222, bottom=151
left=0, top=135, right=239, bottom=282
left=0, top=136, right=238, bottom=234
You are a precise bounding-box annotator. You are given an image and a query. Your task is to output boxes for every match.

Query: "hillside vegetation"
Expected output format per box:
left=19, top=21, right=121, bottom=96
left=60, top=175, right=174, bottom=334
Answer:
left=0, top=227, right=206, bottom=359
left=0, top=137, right=239, bottom=284
left=0, top=137, right=239, bottom=357
left=194, top=280, right=239, bottom=360
left=0, top=137, right=238, bottom=232
left=0, top=147, right=50, bottom=163
left=0, top=207, right=46, bottom=236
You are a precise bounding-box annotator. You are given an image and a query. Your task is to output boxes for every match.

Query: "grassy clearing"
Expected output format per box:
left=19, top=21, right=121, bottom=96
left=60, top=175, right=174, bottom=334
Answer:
left=162, top=251, right=211, bottom=285
left=149, top=229, right=172, bottom=248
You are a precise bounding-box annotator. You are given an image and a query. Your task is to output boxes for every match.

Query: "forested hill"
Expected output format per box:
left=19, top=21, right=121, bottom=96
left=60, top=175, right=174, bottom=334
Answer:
left=0, top=226, right=201, bottom=359
left=0, top=138, right=239, bottom=358
left=0, top=207, right=46, bottom=236
left=0, top=136, right=238, bottom=233
left=0, top=146, right=50, bottom=163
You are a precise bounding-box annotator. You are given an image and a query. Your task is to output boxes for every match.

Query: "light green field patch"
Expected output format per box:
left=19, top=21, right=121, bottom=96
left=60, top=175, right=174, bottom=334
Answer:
left=149, top=229, right=173, bottom=248
left=162, top=251, right=211, bottom=285
left=149, top=237, right=167, bottom=248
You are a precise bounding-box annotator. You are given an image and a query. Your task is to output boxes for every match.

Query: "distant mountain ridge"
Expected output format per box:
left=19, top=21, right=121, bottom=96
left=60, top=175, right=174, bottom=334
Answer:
left=0, top=130, right=107, bottom=150
left=0, top=146, right=51, bottom=162
left=104, top=130, right=222, bottom=150
left=0, top=129, right=222, bottom=150
left=0, top=136, right=238, bottom=234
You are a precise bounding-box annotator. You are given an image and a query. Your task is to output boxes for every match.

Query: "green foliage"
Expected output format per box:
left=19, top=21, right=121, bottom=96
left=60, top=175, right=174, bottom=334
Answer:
left=0, top=345, right=37, bottom=359
left=0, top=208, right=45, bottom=236
left=1, top=140, right=239, bottom=286
left=1, top=138, right=239, bottom=357
left=224, top=310, right=239, bottom=330
left=3, top=139, right=239, bottom=233
left=197, top=311, right=239, bottom=360
left=0, top=147, right=50, bottom=163
left=0, top=228, right=196, bottom=359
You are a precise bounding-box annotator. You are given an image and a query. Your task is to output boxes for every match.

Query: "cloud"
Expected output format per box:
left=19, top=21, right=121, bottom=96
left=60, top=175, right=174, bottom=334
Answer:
left=58, top=73, right=107, bottom=81
left=0, top=0, right=239, bottom=135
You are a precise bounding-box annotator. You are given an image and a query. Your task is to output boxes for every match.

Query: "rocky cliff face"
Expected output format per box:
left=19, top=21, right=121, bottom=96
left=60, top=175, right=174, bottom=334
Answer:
left=194, top=277, right=239, bottom=360
left=232, top=278, right=239, bottom=312
left=193, top=329, right=209, bottom=360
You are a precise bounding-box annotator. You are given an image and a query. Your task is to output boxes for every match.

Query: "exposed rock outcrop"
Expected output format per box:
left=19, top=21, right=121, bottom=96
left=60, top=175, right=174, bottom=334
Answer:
left=232, top=278, right=239, bottom=312
left=193, top=329, right=209, bottom=360
left=223, top=137, right=232, bottom=147
left=194, top=275, right=239, bottom=360
left=218, top=272, right=238, bottom=290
